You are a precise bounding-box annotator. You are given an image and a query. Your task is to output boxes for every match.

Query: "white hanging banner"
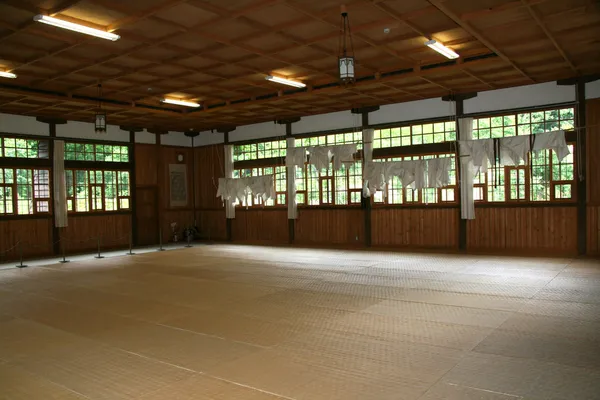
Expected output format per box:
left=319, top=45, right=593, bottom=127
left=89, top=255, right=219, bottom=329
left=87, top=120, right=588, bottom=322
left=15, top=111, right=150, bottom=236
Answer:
left=286, top=137, right=298, bottom=219
left=223, top=144, right=235, bottom=219
left=458, top=117, right=475, bottom=220
left=53, top=140, right=68, bottom=228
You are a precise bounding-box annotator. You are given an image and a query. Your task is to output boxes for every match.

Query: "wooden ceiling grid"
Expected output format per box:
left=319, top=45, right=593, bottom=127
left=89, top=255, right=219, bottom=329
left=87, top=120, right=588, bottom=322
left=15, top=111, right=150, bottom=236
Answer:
left=0, top=0, right=598, bottom=132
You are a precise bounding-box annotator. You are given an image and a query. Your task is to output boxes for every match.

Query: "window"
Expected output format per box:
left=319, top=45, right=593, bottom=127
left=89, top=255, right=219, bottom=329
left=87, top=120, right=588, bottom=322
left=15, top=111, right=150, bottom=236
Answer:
left=372, top=153, right=457, bottom=205
left=65, top=169, right=130, bottom=212
left=475, top=145, right=575, bottom=203
left=64, top=142, right=129, bottom=162
left=471, top=107, right=576, bottom=203
left=294, top=131, right=362, bottom=206
left=472, top=107, right=574, bottom=139
left=232, top=166, right=286, bottom=207
left=233, top=140, right=286, bottom=162
left=0, top=167, right=50, bottom=215
left=0, top=138, right=49, bottom=158
left=373, top=121, right=456, bottom=148
left=295, top=131, right=363, bottom=149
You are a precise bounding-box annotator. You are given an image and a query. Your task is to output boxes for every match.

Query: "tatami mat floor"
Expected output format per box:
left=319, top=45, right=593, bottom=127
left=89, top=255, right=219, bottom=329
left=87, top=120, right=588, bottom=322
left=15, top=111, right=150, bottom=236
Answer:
left=1, top=245, right=599, bottom=399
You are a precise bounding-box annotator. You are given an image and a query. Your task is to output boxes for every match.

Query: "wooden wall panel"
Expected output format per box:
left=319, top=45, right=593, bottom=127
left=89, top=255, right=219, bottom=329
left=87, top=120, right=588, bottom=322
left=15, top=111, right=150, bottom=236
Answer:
left=62, top=214, right=131, bottom=253
left=197, top=210, right=226, bottom=241
left=232, top=210, right=288, bottom=243
left=372, top=208, right=458, bottom=249
left=295, top=209, right=364, bottom=245
left=587, top=98, right=600, bottom=205
left=195, top=145, right=224, bottom=209
left=467, top=207, right=577, bottom=254
left=587, top=206, right=600, bottom=256
left=135, top=144, right=158, bottom=186
left=0, top=218, right=53, bottom=261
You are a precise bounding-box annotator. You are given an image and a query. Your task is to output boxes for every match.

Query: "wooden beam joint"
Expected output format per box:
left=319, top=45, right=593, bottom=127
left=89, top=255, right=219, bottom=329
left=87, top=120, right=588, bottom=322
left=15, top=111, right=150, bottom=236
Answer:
left=351, top=106, right=380, bottom=114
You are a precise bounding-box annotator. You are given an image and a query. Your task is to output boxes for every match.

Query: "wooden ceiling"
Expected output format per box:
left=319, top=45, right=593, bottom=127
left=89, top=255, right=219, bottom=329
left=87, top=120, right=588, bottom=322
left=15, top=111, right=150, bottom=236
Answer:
left=0, top=0, right=598, bottom=132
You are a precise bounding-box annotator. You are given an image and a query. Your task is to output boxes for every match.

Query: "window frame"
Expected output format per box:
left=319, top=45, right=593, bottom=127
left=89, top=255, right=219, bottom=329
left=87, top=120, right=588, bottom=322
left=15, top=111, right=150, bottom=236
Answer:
left=371, top=152, right=459, bottom=207
left=0, top=167, right=51, bottom=216
left=294, top=130, right=363, bottom=208
left=65, top=168, right=131, bottom=214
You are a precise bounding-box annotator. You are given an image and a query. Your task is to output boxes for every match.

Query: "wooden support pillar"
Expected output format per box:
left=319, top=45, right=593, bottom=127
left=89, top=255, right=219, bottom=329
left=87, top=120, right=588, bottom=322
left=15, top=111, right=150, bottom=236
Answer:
left=37, top=117, right=67, bottom=256
left=218, top=127, right=236, bottom=242
left=557, top=76, right=599, bottom=255
left=49, top=123, right=60, bottom=255
left=576, top=81, right=587, bottom=255
left=352, top=106, right=379, bottom=248
left=121, top=126, right=143, bottom=246
left=185, top=131, right=200, bottom=228
left=148, top=129, right=168, bottom=244
left=442, top=93, right=477, bottom=251
left=455, top=98, right=467, bottom=251
left=277, top=117, right=301, bottom=245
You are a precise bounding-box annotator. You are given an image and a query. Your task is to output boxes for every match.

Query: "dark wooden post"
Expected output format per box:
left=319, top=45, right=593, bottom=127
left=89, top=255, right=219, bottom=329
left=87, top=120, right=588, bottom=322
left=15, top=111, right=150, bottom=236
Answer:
left=557, top=75, right=599, bottom=255
left=442, top=93, right=478, bottom=251
left=218, top=127, right=236, bottom=242
left=184, top=130, right=200, bottom=228
left=36, top=117, right=67, bottom=256
left=352, top=106, right=379, bottom=247
left=120, top=126, right=143, bottom=246
left=277, top=117, right=301, bottom=244
left=148, top=129, right=169, bottom=244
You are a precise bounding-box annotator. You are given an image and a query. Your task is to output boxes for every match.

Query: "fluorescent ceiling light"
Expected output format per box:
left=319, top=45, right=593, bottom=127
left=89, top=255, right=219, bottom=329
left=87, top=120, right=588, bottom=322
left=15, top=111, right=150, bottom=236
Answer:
left=161, top=98, right=201, bottom=108
left=33, top=15, right=120, bottom=41
left=425, top=39, right=459, bottom=59
left=265, top=75, right=306, bottom=88
left=0, top=71, right=17, bottom=79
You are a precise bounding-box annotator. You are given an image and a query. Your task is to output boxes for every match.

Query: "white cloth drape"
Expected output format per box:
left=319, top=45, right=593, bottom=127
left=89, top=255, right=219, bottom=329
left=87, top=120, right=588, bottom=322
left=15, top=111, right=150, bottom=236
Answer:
left=458, top=138, right=493, bottom=174
left=217, top=176, right=275, bottom=207
left=532, top=130, right=570, bottom=160
left=362, top=158, right=451, bottom=198
left=53, top=140, right=68, bottom=228
left=500, top=136, right=530, bottom=166
left=286, top=146, right=307, bottom=167
left=459, top=118, right=475, bottom=220
left=224, top=145, right=235, bottom=219
left=307, top=144, right=359, bottom=172
left=330, top=143, right=358, bottom=170
left=362, top=128, right=374, bottom=197
left=286, top=137, right=298, bottom=219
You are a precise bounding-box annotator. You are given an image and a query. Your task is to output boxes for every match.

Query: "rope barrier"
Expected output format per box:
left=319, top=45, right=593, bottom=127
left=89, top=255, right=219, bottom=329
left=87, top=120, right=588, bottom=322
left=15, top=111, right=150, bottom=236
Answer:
left=0, top=241, right=21, bottom=255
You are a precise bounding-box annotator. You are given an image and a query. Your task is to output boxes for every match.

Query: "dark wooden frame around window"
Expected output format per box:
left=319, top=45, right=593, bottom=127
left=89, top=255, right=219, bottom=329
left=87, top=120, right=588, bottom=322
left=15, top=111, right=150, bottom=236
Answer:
left=65, top=169, right=131, bottom=213
left=0, top=167, right=51, bottom=215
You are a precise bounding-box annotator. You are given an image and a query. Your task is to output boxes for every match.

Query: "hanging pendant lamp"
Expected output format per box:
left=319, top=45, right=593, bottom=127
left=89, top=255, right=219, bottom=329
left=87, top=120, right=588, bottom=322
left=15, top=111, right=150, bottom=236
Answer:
left=95, top=83, right=107, bottom=134
left=338, top=5, right=355, bottom=84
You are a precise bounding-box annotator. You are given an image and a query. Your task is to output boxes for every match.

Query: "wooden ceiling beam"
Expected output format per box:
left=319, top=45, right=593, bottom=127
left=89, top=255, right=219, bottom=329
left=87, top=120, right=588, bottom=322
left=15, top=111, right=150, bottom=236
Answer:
left=0, top=0, right=84, bottom=43
left=520, top=0, right=577, bottom=73
left=0, top=85, right=182, bottom=117
left=461, top=69, right=495, bottom=90
left=48, top=0, right=85, bottom=15
left=195, top=55, right=501, bottom=115
left=368, top=1, right=430, bottom=39
left=282, top=1, right=413, bottom=65
left=93, top=0, right=190, bottom=31
left=427, top=0, right=534, bottom=83
left=460, top=0, right=548, bottom=21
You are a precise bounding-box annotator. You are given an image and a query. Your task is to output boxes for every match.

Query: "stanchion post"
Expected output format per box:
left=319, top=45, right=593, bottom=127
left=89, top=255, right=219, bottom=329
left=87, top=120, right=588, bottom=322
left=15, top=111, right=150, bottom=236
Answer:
left=157, top=228, right=165, bottom=251
left=60, top=235, right=70, bottom=263
left=185, top=232, right=192, bottom=248
left=95, top=236, right=105, bottom=259
left=127, top=232, right=135, bottom=255
left=16, top=241, right=28, bottom=268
